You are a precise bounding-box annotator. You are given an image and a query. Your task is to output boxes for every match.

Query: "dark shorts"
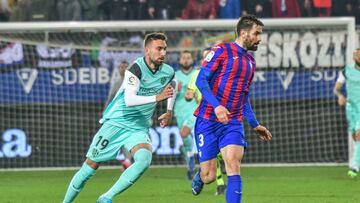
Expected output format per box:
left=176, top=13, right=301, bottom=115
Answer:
left=194, top=117, right=248, bottom=163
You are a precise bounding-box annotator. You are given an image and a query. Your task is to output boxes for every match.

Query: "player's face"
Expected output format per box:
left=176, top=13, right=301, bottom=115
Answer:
left=243, top=24, right=262, bottom=51
left=146, top=39, right=167, bottom=66
left=353, top=50, right=360, bottom=66
left=180, top=52, right=193, bottom=70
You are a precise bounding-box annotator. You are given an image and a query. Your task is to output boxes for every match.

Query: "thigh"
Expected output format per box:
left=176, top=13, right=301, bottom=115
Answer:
left=86, top=122, right=125, bottom=163
left=221, top=144, right=244, bottom=175
left=194, top=117, right=220, bottom=163
left=123, top=129, right=152, bottom=153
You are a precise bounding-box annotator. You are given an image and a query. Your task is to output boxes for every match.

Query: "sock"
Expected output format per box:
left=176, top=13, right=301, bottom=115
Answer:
left=216, top=160, right=225, bottom=186
left=226, top=175, right=242, bottom=203
left=182, top=135, right=194, bottom=169
left=102, top=148, right=152, bottom=199
left=353, top=141, right=360, bottom=172
left=183, top=135, right=193, bottom=152
left=63, top=163, right=96, bottom=203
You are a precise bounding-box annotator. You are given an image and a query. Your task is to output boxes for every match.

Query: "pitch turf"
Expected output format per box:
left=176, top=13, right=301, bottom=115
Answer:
left=0, top=166, right=359, bottom=203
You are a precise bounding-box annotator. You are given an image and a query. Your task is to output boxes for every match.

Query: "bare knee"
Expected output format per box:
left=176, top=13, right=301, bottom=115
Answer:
left=200, top=163, right=217, bottom=184
left=85, top=159, right=99, bottom=170
left=200, top=170, right=216, bottom=184
left=180, top=126, right=191, bottom=138
left=225, top=159, right=240, bottom=175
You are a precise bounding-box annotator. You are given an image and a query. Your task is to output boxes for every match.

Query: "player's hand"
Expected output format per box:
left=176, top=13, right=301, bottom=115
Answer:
left=156, top=84, right=173, bottom=102
left=254, top=125, right=272, bottom=141
left=214, top=105, right=230, bottom=124
left=185, top=89, right=195, bottom=101
left=158, top=112, right=172, bottom=128
left=354, top=129, right=360, bottom=141
left=177, top=82, right=183, bottom=92
left=337, top=95, right=346, bottom=106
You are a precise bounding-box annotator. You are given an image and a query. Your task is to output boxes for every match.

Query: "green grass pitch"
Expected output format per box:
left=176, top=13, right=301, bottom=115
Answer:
left=0, top=166, right=359, bottom=203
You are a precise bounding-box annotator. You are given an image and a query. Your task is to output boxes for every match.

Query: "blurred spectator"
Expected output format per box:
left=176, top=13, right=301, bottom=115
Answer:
left=181, top=0, right=218, bottom=19
left=354, top=0, right=360, bottom=24
left=98, top=0, right=135, bottom=20
left=298, top=0, right=314, bottom=17
left=57, top=0, right=82, bottom=21
left=10, top=0, right=56, bottom=21
left=244, top=0, right=272, bottom=18
left=312, top=0, right=332, bottom=17
left=331, top=0, right=353, bottom=17
left=272, top=0, right=301, bottom=18
left=0, top=0, right=10, bottom=21
left=79, top=0, right=101, bottom=21
left=148, top=0, right=185, bottom=20
left=218, top=0, right=241, bottom=19
left=133, top=0, right=150, bottom=20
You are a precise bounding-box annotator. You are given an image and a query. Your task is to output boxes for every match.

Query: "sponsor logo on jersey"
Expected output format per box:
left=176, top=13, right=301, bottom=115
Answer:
left=128, top=76, right=136, bottom=86
left=204, top=50, right=215, bottom=62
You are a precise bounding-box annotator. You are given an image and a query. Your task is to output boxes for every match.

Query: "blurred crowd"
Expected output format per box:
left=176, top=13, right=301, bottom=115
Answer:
left=0, top=0, right=359, bottom=24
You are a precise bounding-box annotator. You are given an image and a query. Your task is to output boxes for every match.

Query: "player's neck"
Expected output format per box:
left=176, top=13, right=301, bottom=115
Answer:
left=181, top=66, right=193, bottom=74
left=234, top=39, right=246, bottom=51
left=144, top=56, right=159, bottom=73
left=355, top=63, right=360, bottom=71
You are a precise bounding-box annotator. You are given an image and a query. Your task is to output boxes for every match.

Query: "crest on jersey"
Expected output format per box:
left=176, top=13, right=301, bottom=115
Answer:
left=204, top=50, right=215, bottom=62
left=128, top=76, right=136, bottom=86
left=160, top=77, right=167, bottom=85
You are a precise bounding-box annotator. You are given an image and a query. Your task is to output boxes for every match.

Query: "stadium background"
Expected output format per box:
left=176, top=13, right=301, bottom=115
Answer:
left=0, top=17, right=357, bottom=169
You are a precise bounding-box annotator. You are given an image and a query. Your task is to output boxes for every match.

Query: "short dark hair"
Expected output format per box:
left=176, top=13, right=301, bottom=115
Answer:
left=236, top=15, right=264, bottom=37
left=181, top=50, right=192, bottom=55
left=144, top=32, right=167, bottom=47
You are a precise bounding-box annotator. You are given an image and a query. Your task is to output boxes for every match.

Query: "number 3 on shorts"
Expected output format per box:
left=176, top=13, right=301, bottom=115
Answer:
left=198, top=134, right=204, bottom=147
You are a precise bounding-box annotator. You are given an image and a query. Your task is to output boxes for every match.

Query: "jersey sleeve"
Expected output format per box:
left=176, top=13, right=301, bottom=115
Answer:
left=188, top=70, right=199, bottom=91
left=123, top=70, right=156, bottom=106
left=195, top=45, right=225, bottom=108
left=336, top=69, right=346, bottom=84
left=243, top=98, right=259, bottom=129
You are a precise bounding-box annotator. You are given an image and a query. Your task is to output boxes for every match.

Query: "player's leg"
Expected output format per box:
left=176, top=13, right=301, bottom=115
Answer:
left=98, top=130, right=152, bottom=201
left=219, top=123, right=247, bottom=203
left=63, top=122, right=122, bottom=203
left=118, top=147, right=132, bottom=170
left=63, top=159, right=98, bottom=203
left=177, top=116, right=196, bottom=180
left=349, top=128, right=360, bottom=177
left=221, top=144, right=244, bottom=203
left=192, top=117, right=220, bottom=195
left=215, top=153, right=226, bottom=195
left=180, top=125, right=196, bottom=180
left=346, top=106, right=360, bottom=178
left=192, top=158, right=217, bottom=195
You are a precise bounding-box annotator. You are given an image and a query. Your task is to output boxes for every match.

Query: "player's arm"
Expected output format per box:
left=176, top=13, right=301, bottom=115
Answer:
left=124, top=64, right=173, bottom=107
left=158, top=77, right=178, bottom=128
left=243, top=98, right=272, bottom=141
left=185, top=70, right=198, bottom=101
left=196, top=46, right=229, bottom=124
left=333, top=70, right=346, bottom=106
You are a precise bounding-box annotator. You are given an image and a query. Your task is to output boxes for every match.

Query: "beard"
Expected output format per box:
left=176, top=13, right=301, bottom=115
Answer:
left=182, top=64, right=192, bottom=70
left=151, top=57, right=165, bottom=66
left=243, top=35, right=259, bottom=51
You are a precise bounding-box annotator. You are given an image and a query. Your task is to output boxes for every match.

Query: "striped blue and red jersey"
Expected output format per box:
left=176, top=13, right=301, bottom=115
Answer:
left=194, top=42, right=257, bottom=125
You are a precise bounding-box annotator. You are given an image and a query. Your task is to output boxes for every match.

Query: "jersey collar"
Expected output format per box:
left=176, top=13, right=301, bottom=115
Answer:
left=143, top=57, right=160, bottom=75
